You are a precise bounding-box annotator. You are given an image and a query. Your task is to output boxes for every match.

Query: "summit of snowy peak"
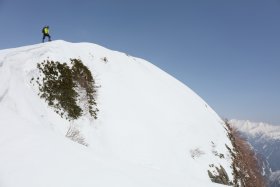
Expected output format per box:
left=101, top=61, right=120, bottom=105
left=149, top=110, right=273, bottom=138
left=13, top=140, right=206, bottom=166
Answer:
left=0, top=41, right=234, bottom=187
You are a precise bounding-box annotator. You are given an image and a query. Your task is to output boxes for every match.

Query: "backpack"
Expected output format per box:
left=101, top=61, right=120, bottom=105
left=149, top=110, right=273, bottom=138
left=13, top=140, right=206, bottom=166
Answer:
left=42, top=28, right=45, bottom=34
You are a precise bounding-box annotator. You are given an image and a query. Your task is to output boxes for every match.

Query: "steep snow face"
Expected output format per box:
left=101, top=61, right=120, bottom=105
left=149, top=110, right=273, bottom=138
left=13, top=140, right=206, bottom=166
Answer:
left=0, top=40, right=233, bottom=187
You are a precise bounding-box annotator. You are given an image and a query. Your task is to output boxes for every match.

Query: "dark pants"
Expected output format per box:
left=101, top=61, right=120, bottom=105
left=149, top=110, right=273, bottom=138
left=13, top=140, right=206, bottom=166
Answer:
left=42, top=34, right=51, bottom=42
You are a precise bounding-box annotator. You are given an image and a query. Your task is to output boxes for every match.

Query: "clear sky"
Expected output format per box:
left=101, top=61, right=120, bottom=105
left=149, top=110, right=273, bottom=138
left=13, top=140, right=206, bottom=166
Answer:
left=0, top=0, right=279, bottom=124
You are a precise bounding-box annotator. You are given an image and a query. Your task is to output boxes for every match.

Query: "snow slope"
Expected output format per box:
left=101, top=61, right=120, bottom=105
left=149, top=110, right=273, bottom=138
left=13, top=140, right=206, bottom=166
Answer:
left=0, top=40, right=233, bottom=187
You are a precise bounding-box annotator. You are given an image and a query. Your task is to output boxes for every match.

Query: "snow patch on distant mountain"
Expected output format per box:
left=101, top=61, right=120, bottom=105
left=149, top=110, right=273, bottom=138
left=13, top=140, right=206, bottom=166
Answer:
left=230, top=119, right=280, bottom=187
left=230, top=119, right=280, bottom=140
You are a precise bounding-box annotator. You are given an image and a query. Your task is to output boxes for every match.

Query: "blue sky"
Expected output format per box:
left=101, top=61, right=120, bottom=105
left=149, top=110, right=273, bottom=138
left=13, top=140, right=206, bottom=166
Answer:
left=0, top=0, right=279, bottom=124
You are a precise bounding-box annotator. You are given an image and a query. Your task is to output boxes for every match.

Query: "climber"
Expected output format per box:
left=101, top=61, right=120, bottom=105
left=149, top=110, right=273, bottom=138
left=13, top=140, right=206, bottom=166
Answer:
left=42, top=26, right=51, bottom=43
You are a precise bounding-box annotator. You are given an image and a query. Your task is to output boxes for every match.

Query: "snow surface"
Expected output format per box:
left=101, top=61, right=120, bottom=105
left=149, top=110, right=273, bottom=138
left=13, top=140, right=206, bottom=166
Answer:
left=0, top=40, right=233, bottom=186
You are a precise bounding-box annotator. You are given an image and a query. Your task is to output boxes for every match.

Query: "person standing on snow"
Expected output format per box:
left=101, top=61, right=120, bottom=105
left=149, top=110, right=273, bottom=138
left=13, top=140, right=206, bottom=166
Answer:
left=42, top=26, right=51, bottom=43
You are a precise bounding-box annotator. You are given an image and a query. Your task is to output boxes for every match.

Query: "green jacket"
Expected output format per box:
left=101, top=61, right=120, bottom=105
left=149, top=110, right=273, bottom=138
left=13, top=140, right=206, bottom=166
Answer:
left=43, top=27, right=49, bottom=34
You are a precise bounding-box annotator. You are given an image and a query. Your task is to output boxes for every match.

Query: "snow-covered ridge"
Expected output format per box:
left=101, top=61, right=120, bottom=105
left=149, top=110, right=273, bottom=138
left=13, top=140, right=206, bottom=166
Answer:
left=229, top=119, right=280, bottom=140
left=0, top=40, right=233, bottom=187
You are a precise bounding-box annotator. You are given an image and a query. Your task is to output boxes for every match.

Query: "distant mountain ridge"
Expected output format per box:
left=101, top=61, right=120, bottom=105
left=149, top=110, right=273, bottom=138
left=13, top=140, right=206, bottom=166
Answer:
left=229, top=120, right=280, bottom=187
left=230, top=120, right=280, bottom=140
